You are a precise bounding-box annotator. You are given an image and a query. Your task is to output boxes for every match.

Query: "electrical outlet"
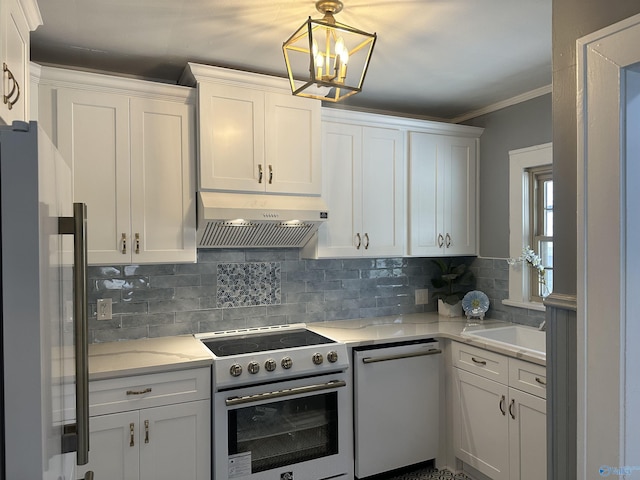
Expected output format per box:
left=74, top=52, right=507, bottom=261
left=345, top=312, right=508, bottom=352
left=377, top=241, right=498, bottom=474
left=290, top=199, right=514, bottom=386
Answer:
left=415, top=288, right=429, bottom=305
left=97, top=298, right=112, bottom=320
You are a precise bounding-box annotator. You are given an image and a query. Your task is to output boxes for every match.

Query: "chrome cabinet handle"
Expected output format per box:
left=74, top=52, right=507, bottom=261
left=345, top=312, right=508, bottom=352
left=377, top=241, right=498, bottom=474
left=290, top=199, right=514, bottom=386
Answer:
left=499, top=395, right=506, bottom=416
left=535, top=376, right=547, bottom=386
left=129, top=423, right=135, bottom=447
left=471, top=357, right=487, bottom=366
left=437, top=234, right=444, bottom=248
left=258, top=164, right=263, bottom=183
left=364, top=233, right=369, bottom=249
left=509, top=398, right=516, bottom=419
left=445, top=233, right=451, bottom=248
left=121, top=233, right=127, bottom=254
left=3, top=63, right=20, bottom=110
left=144, top=420, right=150, bottom=444
left=126, top=387, right=152, bottom=396
left=355, top=233, right=362, bottom=249
left=268, top=164, right=273, bottom=184
left=135, top=233, right=140, bottom=254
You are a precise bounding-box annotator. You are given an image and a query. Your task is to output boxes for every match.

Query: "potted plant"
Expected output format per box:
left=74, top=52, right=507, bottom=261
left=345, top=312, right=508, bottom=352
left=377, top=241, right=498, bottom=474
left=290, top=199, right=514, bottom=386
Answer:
left=430, top=259, right=475, bottom=317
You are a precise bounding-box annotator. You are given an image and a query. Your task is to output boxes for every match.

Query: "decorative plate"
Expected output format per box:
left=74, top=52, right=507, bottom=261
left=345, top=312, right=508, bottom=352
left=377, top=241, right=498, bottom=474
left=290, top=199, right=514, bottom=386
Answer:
left=462, top=290, right=490, bottom=319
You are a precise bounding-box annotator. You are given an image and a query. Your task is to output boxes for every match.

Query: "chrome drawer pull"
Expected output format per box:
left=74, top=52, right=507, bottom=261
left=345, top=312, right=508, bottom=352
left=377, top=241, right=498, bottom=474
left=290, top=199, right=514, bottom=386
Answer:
left=471, top=357, right=487, bottom=366
left=126, top=387, right=152, bottom=395
left=535, top=376, right=547, bottom=386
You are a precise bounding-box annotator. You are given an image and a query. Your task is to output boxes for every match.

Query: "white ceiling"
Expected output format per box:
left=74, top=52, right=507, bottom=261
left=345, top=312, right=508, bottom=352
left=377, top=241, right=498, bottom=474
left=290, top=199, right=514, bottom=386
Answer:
left=30, top=0, right=552, bottom=121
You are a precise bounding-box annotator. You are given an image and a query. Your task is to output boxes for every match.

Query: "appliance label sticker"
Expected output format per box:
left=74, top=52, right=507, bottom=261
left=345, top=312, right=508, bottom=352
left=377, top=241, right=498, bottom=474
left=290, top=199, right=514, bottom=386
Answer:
left=229, top=452, right=252, bottom=478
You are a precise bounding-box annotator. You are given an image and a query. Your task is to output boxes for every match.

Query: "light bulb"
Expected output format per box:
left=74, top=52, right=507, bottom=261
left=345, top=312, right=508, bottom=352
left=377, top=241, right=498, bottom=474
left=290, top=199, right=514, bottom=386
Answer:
left=335, top=37, right=345, bottom=56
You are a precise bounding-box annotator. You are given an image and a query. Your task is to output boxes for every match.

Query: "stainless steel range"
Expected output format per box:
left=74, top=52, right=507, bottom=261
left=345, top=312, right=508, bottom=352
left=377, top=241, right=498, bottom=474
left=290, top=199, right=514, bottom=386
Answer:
left=196, top=324, right=352, bottom=480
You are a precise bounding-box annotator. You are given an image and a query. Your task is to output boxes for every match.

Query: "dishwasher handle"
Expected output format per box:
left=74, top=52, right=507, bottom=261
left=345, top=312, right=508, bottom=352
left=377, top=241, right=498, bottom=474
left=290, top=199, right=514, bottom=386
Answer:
left=361, top=348, right=442, bottom=364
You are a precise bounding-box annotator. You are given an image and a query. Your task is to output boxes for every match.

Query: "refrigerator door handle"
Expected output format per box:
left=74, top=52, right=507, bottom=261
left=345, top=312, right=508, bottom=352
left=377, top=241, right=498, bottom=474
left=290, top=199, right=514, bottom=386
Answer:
left=58, top=202, right=90, bottom=466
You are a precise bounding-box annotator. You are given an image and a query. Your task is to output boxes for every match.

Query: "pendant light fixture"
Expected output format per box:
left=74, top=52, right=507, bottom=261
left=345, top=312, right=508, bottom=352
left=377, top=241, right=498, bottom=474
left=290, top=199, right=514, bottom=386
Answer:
left=282, top=0, right=377, bottom=102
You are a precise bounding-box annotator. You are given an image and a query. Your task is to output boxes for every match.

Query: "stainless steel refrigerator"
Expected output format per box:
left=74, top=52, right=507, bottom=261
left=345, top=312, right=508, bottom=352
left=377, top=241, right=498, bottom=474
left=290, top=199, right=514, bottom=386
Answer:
left=1, top=121, right=92, bottom=480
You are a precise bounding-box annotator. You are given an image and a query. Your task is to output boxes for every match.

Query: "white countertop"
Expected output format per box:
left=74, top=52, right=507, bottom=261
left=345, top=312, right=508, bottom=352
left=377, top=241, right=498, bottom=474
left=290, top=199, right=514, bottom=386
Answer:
left=87, top=312, right=545, bottom=380
left=88, top=335, right=214, bottom=380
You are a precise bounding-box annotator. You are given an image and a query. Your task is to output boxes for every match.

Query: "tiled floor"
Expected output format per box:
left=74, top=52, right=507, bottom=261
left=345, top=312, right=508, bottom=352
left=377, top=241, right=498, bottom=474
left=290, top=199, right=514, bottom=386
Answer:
left=376, top=465, right=472, bottom=480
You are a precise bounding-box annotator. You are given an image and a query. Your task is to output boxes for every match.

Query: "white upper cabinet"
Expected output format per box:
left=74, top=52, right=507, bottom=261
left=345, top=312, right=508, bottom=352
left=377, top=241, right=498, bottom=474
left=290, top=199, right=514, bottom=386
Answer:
left=0, top=0, right=41, bottom=124
left=40, top=67, right=196, bottom=264
left=408, top=131, right=479, bottom=256
left=183, top=63, right=321, bottom=195
left=303, top=112, right=405, bottom=258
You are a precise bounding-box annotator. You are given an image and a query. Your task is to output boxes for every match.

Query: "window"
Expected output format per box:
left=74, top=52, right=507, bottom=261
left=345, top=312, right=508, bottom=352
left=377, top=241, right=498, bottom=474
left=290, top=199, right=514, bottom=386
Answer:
left=528, top=166, right=553, bottom=301
left=504, top=143, right=552, bottom=311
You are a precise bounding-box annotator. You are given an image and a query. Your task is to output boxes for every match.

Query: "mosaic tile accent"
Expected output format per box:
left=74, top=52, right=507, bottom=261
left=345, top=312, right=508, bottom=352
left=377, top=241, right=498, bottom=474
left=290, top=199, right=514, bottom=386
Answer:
left=217, top=262, right=281, bottom=308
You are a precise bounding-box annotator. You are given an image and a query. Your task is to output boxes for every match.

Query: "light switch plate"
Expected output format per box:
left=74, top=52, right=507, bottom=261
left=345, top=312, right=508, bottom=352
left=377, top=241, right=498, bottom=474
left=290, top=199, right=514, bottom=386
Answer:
left=415, top=289, right=429, bottom=305
left=97, top=298, right=112, bottom=320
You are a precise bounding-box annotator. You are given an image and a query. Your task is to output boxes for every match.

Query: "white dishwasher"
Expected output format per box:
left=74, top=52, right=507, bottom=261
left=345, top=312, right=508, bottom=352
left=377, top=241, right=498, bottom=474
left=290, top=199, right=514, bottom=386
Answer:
left=353, top=339, right=441, bottom=478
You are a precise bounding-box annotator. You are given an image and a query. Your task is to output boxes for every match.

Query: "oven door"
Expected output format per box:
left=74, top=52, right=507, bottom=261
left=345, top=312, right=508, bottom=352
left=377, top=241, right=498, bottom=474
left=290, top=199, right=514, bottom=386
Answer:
left=214, top=372, right=352, bottom=480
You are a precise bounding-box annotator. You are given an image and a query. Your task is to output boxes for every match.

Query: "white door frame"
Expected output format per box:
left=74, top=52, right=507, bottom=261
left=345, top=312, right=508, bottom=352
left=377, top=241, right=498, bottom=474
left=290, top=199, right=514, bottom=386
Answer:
left=577, top=13, right=640, bottom=478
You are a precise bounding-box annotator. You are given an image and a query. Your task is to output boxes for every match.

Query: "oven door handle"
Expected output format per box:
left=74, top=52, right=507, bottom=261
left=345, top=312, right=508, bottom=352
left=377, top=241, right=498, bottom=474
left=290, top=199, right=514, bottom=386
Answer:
left=225, top=380, right=347, bottom=406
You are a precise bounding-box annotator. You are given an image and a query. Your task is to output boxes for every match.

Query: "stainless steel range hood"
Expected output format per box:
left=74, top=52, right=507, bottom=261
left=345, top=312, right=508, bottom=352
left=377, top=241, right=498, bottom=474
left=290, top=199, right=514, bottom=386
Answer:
left=197, top=192, right=328, bottom=248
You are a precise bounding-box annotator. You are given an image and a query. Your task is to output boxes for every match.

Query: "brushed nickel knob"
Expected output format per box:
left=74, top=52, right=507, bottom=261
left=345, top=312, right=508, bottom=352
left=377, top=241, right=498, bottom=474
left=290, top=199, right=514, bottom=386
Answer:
left=281, top=356, right=293, bottom=369
left=327, top=351, right=339, bottom=363
left=229, top=363, right=243, bottom=377
left=265, top=358, right=277, bottom=372
left=312, top=353, right=324, bottom=365
left=247, top=361, right=260, bottom=374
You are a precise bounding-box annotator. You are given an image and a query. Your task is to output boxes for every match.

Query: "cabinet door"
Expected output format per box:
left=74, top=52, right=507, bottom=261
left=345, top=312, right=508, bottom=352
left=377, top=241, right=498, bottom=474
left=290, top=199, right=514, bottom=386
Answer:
left=1, top=0, right=30, bottom=124
left=139, top=400, right=210, bottom=480
left=130, top=98, right=196, bottom=263
left=452, top=367, right=510, bottom=480
left=265, top=92, right=321, bottom=194
left=57, top=88, right=131, bottom=264
left=76, top=411, right=140, bottom=480
left=508, top=388, right=547, bottom=480
left=317, top=121, right=363, bottom=257
left=197, top=82, right=264, bottom=192
left=443, top=135, right=477, bottom=255
left=361, top=127, right=405, bottom=256
left=408, top=131, right=445, bottom=256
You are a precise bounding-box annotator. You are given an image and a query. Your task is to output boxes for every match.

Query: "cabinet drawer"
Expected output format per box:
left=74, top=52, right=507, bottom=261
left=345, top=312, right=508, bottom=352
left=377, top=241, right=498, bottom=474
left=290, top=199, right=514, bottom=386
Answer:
left=451, top=342, right=508, bottom=383
left=88, top=367, right=210, bottom=416
left=508, top=358, right=547, bottom=399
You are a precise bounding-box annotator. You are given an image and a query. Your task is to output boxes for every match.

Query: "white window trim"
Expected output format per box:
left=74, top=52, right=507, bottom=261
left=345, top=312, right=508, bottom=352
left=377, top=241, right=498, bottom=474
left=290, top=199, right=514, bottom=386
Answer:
left=503, top=142, right=552, bottom=311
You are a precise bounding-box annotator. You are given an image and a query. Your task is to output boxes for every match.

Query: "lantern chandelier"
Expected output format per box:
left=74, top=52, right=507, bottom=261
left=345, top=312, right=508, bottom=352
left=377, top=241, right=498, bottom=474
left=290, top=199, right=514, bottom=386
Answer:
left=282, top=0, right=377, bottom=102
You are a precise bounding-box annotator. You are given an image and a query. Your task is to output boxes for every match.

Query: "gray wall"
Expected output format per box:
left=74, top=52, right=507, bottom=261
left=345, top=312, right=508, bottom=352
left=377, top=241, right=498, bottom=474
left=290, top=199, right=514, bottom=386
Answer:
left=553, top=0, right=640, bottom=296
left=465, top=94, right=552, bottom=258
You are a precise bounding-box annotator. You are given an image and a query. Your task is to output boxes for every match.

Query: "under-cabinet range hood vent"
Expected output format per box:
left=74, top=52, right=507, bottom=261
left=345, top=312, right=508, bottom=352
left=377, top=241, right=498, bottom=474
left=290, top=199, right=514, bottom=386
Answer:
left=197, top=192, right=328, bottom=248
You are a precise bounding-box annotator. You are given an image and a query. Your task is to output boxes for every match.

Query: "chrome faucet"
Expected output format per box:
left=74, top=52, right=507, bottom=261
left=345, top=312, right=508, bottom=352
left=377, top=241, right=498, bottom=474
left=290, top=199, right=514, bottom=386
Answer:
left=539, top=320, right=546, bottom=331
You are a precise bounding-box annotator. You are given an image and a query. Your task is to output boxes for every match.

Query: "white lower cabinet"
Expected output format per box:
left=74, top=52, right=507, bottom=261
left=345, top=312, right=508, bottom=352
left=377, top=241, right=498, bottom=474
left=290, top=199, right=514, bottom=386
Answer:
left=76, top=368, right=210, bottom=480
left=451, top=342, right=546, bottom=480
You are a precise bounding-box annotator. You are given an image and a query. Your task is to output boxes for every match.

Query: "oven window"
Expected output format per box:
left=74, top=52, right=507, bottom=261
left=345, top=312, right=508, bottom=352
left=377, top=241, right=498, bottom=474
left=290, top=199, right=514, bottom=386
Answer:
left=228, top=392, right=339, bottom=473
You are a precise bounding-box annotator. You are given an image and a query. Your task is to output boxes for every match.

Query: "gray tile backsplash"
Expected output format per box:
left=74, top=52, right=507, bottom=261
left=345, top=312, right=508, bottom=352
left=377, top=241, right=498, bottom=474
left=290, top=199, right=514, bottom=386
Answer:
left=87, top=251, right=540, bottom=343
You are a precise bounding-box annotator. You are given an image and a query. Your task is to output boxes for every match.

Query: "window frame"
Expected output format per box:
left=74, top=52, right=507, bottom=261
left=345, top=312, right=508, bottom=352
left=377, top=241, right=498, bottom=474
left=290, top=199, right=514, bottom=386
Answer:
left=503, top=143, right=552, bottom=311
left=528, top=166, right=553, bottom=302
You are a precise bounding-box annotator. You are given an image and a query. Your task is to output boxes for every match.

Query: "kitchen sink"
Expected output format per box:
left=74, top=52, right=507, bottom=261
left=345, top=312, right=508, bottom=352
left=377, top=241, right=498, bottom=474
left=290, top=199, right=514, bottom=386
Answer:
left=462, top=325, right=546, bottom=355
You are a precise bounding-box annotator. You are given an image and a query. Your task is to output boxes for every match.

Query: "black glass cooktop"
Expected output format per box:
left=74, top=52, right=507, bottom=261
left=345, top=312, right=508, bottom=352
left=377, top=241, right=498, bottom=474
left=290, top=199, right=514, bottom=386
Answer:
left=202, top=329, right=335, bottom=357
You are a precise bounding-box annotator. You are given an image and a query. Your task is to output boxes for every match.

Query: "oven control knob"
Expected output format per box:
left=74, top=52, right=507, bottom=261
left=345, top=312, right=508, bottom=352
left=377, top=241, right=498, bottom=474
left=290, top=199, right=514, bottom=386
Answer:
left=247, top=361, right=260, bottom=374
left=265, top=358, right=277, bottom=372
left=327, top=351, right=339, bottom=363
left=229, top=363, right=243, bottom=377
left=281, top=356, right=293, bottom=369
left=312, top=353, right=324, bottom=365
